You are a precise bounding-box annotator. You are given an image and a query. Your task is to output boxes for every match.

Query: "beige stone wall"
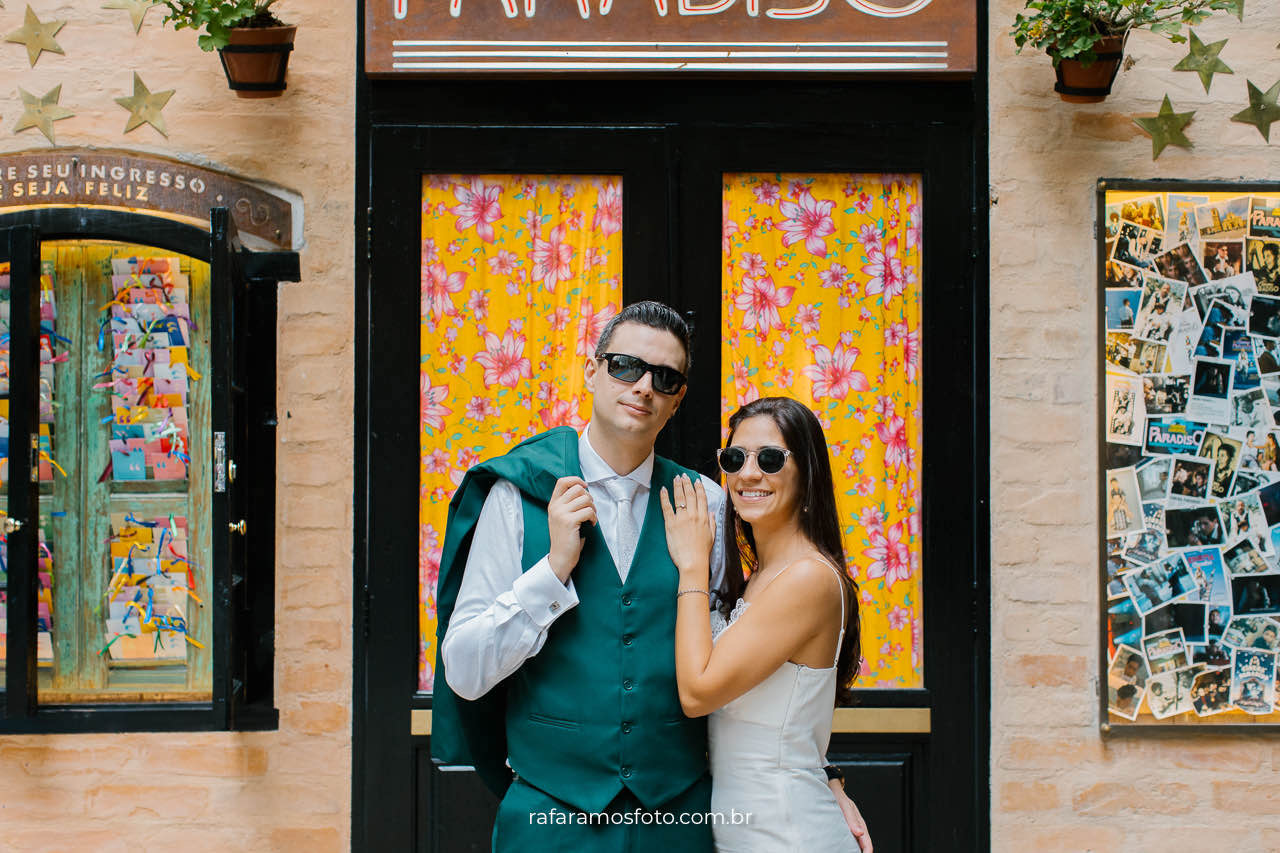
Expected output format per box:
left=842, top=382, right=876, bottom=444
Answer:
left=991, top=1, right=1280, bottom=849
left=0, top=2, right=354, bottom=849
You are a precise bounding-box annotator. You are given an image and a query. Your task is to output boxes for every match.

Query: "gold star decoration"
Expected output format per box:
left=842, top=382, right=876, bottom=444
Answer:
left=1231, top=78, right=1280, bottom=142
left=103, top=0, right=158, bottom=34
left=1133, top=95, right=1195, bottom=160
left=1172, top=30, right=1232, bottom=93
left=13, top=85, right=75, bottom=145
left=115, top=72, right=173, bottom=137
left=4, top=5, right=66, bottom=67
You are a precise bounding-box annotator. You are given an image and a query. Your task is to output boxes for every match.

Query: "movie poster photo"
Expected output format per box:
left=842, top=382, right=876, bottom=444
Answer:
left=1230, top=648, right=1276, bottom=714
left=1136, top=458, right=1173, bottom=503
left=1187, top=357, right=1233, bottom=423
left=1146, top=663, right=1204, bottom=719
left=1184, top=547, right=1229, bottom=603
left=1144, top=417, right=1207, bottom=456
left=1146, top=602, right=1206, bottom=645
left=1223, top=328, right=1260, bottom=390
left=1249, top=293, right=1280, bottom=339
left=1105, top=466, right=1144, bottom=538
left=1197, top=197, right=1250, bottom=241
left=1106, top=288, right=1142, bottom=330
left=1105, top=372, right=1145, bottom=446
left=1207, top=604, right=1231, bottom=639
left=1153, top=242, right=1208, bottom=286
left=1204, top=240, right=1246, bottom=280
left=1191, top=666, right=1232, bottom=716
left=1123, top=554, right=1196, bottom=614
left=1142, top=374, right=1190, bottom=415
left=1221, top=492, right=1266, bottom=546
left=1133, top=277, right=1186, bottom=340
left=1192, top=638, right=1232, bottom=667
left=1167, top=193, right=1208, bottom=245
left=1224, top=538, right=1272, bottom=576
left=1166, top=455, right=1213, bottom=504
left=1222, top=615, right=1280, bottom=650
left=1254, top=337, right=1280, bottom=374
left=1248, top=196, right=1280, bottom=240
left=1232, top=388, right=1269, bottom=431
left=1144, top=628, right=1190, bottom=673
left=1191, top=271, right=1253, bottom=316
left=1231, top=573, right=1280, bottom=616
left=1113, top=221, right=1164, bottom=268
left=1108, top=644, right=1149, bottom=720
left=1247, top=238, right=1280, bottom=293
left=1164, top=505, right=1224, bottom=548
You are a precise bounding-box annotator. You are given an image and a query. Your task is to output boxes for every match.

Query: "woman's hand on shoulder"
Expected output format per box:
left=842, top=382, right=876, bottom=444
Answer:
left=661, top=474, right=715, bottom=581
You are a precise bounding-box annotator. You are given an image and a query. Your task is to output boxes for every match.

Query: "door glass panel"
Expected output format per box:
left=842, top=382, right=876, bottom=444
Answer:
left=0, top=243, right=214, bottom=704
left=418, top=174, right=623, bottom=691
left=721, top=173, right=924, bottom=689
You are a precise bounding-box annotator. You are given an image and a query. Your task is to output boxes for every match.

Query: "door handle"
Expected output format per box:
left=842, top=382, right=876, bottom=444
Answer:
left=2, top=516, right=24, bottom=535
left=229, top=519, right=246, bottom=535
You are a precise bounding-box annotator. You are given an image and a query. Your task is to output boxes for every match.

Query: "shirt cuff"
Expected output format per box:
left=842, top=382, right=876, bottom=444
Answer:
left=512, top=556, right=579, bottom=628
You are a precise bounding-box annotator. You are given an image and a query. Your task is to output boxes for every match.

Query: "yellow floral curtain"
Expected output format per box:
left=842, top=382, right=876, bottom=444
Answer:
left=418, top=174, right=623, bottom=691
left=721, top=173, right=924, bottom=689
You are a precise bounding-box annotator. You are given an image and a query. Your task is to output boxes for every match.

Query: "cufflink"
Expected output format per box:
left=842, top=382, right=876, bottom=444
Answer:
left=549, top=601, right=561, bottom=613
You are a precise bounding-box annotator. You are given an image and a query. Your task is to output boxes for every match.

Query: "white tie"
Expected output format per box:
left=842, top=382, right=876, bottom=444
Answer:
left=607, top=477, right=639, bottom=581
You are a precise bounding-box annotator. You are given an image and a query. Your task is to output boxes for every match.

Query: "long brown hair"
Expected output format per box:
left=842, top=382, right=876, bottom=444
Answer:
left=715, top=397, right=862, bottom=703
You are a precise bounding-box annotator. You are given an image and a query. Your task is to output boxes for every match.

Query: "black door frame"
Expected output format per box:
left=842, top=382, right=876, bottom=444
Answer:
left=355, top=76, right=990, bottom=853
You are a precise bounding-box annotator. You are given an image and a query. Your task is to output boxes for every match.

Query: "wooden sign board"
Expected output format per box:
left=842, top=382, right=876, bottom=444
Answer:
left=365, top=0, right=975, bottom=75
left=0, top=149, right=294, bottom=249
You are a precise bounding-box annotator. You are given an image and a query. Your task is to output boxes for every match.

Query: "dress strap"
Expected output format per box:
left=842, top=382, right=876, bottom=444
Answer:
left=814, top=557, right=847, bottom=669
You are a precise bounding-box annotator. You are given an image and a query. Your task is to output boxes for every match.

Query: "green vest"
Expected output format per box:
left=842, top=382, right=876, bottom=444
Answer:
left=432, top=427, right=708, bottom=812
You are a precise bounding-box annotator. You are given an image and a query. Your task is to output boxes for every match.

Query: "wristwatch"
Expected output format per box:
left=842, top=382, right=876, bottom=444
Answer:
left=823, top=764, right=845, bottom=787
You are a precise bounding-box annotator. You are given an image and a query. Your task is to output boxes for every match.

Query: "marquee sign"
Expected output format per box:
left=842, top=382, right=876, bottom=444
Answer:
left=365, top=0, right=975, bottom=74
left=0, top=149, right=295, bottom=249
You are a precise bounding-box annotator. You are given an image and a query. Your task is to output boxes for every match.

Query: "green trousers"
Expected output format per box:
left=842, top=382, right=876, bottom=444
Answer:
left=493, top=773, right=714, bottom=853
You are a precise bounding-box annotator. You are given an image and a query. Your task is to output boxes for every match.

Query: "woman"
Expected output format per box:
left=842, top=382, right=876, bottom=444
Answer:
left=661, top=397, right=871, bottom=852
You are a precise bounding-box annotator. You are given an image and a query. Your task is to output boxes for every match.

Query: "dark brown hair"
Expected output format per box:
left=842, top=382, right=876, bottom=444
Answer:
left=715, top=396, right=862, bottom=703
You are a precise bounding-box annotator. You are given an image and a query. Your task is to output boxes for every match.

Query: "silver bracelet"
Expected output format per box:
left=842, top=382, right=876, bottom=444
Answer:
left=677, top=588, right=710, bottom=598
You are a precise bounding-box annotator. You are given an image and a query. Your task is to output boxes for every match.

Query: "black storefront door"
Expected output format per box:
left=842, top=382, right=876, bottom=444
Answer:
left=355, top=80, right=989, bottom=853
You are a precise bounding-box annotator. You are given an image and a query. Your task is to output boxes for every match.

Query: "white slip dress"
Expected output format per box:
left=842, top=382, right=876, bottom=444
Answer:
left=707, top=559, right=858, bottom=853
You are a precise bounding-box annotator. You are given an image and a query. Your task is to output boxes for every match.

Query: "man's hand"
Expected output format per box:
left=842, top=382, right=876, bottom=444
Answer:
left=830, top=778, right=873, bottom=852
left=547, top=476, right=597, bottom=583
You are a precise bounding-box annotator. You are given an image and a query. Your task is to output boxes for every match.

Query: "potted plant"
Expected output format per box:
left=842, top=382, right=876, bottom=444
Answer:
left=1010, top=0, right=1239, bottom=103
left=159, top=0, right=296, bottom=98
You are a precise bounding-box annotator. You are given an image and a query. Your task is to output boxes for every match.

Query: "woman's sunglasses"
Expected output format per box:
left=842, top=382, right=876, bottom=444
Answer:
left=598, top=352, right=687, bottom=395
left=716, top=446, right=792, bottom=475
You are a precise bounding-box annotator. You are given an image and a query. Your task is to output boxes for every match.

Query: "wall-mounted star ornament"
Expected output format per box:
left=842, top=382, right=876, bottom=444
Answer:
left=115, top=72, right=173, bottom=137
left=103, top=0, right=158, bottom=34
left=1133, top=95, right=1195, bottom=160
left=4, top=6, right=66, bottom=67
left=1230, top=79, right=1280, bottom=142
left=1172, top=30, right=1232, bottom=93
left=14, top=85, right=75, bottom=145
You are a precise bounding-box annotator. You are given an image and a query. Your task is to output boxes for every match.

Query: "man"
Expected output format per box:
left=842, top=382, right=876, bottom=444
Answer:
left=434, top=302, right=724, bottom=851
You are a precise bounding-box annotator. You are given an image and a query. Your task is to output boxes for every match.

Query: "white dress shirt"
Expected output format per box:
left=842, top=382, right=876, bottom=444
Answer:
left=442, top=425, right=725, bottom=701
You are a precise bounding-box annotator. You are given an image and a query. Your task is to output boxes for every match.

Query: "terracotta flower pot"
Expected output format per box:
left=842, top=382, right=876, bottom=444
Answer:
left=1053, top=34, right=1126, bottom=104
left=218, top=25, right=297, bottom=99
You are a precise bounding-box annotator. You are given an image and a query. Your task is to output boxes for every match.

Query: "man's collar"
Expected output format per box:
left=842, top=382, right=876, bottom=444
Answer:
left=579, top=423, right=654, bottom=487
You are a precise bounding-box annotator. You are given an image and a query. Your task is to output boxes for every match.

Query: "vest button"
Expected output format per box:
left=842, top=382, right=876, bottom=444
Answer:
left=623, top=679, right=634, bottom=690
left=622, top=722, right=633, bottom=733
left=621, top=765, right=633, bottom=778
left=622, top=634, right=633, bottom=646
left=622, top=594, right=632, bottom=606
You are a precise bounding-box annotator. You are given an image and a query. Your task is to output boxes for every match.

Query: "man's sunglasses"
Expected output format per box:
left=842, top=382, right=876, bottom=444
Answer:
left=716, top=446, right=792, bottom=475
left=598, top=353, right=687, bottom=395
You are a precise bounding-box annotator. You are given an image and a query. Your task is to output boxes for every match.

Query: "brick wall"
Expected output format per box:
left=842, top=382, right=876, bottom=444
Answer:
left=0, top=2, right=354, bottom=849
left=991, top=1, right=1280, bottom=849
